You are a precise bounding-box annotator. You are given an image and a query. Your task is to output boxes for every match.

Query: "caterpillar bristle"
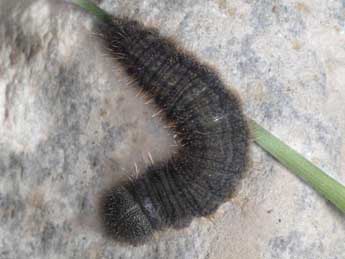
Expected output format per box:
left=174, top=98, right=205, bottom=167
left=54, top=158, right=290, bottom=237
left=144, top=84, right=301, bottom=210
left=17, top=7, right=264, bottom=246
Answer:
left=151, top=109, right=164, bottom=118
left=147, top=151, right=154, bottom=165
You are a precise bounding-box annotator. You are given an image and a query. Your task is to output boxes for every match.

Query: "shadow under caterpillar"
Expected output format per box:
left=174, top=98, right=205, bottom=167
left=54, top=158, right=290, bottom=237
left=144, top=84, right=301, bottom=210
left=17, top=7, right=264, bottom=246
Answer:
left=92, top=10, right=249, bottom=245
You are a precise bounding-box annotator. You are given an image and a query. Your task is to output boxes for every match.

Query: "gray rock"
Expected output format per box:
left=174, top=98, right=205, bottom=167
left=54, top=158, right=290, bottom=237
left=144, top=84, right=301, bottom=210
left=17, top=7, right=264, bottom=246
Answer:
left=0, top=0, right=344, bottom=258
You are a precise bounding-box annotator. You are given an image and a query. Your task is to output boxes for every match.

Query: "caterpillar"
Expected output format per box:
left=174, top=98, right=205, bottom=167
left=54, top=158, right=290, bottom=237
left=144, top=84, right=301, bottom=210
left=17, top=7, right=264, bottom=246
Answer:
left=82, top=3, right=250, bottom=245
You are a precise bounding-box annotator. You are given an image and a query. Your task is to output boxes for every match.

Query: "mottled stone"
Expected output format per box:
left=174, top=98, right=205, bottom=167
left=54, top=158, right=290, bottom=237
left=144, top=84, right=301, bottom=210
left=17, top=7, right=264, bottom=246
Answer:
left=0, top=0, right=344, bottom=258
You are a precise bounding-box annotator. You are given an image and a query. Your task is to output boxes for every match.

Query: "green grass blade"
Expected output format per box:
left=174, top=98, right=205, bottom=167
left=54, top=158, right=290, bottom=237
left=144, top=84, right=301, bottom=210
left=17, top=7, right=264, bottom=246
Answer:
left=71, top=0, right=112, bottom=23
left=249, top=119, right=345, bottom=213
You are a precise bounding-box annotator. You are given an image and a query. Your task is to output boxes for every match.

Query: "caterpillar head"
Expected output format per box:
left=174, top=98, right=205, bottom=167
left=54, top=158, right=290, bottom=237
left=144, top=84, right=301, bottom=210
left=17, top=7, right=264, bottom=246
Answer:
left=100, top=186, right=153, bottom=245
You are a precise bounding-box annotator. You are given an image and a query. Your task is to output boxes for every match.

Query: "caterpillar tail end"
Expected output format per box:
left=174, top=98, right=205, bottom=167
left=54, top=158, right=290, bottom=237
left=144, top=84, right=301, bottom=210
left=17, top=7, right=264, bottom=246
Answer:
left=100, top=186, right=154, bottom=245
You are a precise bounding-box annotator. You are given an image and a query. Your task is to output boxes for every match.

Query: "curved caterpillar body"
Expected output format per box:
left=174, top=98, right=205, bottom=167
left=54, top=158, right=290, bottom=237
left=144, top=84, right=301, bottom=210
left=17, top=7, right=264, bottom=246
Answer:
left=96, top=16, right=249, bottom=245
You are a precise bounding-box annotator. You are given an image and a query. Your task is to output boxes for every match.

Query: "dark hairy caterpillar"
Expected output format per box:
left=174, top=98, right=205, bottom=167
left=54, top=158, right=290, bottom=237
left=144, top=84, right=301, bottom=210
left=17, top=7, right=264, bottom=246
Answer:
left=92, top=10, right=250, bottom=245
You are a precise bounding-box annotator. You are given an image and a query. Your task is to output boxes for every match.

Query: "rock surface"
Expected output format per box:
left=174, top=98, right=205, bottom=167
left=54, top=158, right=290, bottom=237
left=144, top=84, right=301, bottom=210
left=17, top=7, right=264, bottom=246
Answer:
left=0, top=0, right=345, bottom=258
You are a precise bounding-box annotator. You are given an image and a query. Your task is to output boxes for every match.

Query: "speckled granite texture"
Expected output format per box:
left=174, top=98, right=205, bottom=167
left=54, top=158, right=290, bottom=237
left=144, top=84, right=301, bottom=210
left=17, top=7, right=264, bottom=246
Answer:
left=0, top=0, right=345, bottom=258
